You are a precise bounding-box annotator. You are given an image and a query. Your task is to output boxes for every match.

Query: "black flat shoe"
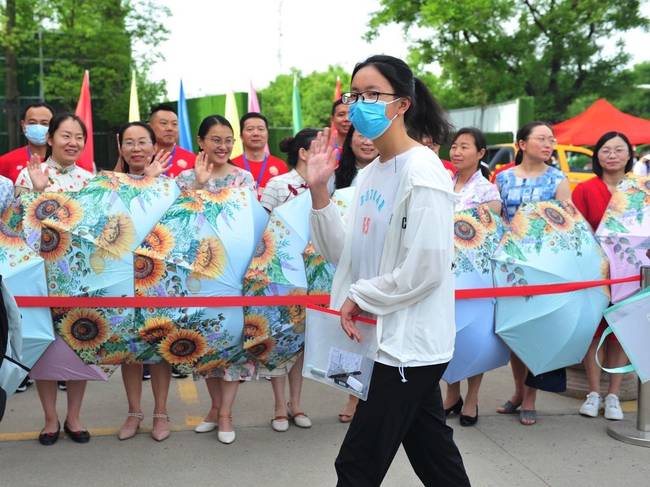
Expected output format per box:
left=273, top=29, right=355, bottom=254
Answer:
left=64, top=421, right=90, bottom=443
left=460, top=406, right=478, bottom=426
left=444, top=397, right=463, bottom=417
left=39, top=422, right=60, bottom=446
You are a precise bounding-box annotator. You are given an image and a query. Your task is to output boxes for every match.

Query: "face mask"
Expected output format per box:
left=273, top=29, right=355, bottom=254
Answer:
left=348, top=98, right=401, bottom=140
left=24, top=124, right=48, bottom=145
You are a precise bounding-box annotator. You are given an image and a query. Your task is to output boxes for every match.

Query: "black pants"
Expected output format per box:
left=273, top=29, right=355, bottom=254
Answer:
left=335, top=362, right=471, bottom=487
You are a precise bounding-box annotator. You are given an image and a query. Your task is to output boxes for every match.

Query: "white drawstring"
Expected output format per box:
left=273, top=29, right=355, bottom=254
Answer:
left=398, top=363, right=408, bottom=383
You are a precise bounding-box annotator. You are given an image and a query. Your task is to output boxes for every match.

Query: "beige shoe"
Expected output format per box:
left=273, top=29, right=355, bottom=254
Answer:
left=151, top=413, right=171, bottom=442
left=288, top=403, right=312, bottom=429
left=194, top=421, right=217, bottom=433
left=271, top=416, right=289, bottom=432
left=118, top=412, right=144, bottom=441
left=217, top=415, right=236, bottom=444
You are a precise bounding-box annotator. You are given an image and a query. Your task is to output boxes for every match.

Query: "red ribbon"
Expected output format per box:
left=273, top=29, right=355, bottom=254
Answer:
left=12, top=275, right=639, bottom=308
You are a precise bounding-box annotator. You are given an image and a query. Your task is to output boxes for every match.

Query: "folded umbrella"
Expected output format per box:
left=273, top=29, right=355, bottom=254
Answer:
left=493, top=200, right=609, bottom=375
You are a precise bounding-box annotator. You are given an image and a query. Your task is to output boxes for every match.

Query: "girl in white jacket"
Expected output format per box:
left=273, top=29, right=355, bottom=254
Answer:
left=306, top=55, right=470, bottom=487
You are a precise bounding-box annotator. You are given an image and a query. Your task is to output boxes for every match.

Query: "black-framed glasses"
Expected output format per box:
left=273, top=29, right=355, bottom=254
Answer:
left=341, top=91, right=398, bottom=105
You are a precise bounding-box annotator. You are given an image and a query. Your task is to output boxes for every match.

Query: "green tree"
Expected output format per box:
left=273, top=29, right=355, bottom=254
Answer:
left=260, top=65, right=350, bottom=128
left=367, top=0, right=649, bottom=121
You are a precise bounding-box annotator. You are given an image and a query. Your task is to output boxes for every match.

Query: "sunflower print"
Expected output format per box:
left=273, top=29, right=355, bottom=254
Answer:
left=89, top=252, right=106, bottom=274
left=194, top=358, right=227, bottom=375
left=251, top=230, right=275, bottom=270
left=607, top=191, right=628, bottom=216
left=453, top=214, right=485, bottom=249
left=476, top=205, right=497, bottom=232
left=25, top=193, right=68, bottom=229
left=638, top=177, right=650, bottom=196
left=114, top=172, right=156, bottom=189
left=134, top=254, right=166, bottom=290
left=287, top=288, right=307, bottom=334
left=245, top=336, right=276, bottom=362
left=509, top=211, right=530, bottom=238
left=243, top=314, right=270, bottom=340
left=96, top=213, right=136, bottom=257
left=244, top=268, right=271, bottom=294
left=138, top=223, right=175, bottom=257
left=59, top=308, right=110, bottom=350
left=94, top=176, right=120, bottom=191
left=200, top=188, right=232, bottom=205
left=0, top=221, right=24, bottom=247
left=47, top=199, right=83, bottom=230
left=179, top=195, right=205, bottom=212
left=159, top=329, right=208, bottom=365
left=40, top=227, right=71, bottom=261
left=139, top=316, right=175, bottom=343
left=100, top=351, right=136, bottom=365
left=537, top=202, right=574, bottom=233
left=192, top=237, right=225, bottom=279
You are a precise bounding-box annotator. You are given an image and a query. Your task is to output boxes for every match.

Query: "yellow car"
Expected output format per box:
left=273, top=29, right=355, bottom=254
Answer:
left=487, top=143, right=594, bottom=190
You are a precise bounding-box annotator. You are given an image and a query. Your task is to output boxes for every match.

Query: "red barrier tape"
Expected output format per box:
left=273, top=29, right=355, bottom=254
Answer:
left=12, top=275, right=639, bottom=308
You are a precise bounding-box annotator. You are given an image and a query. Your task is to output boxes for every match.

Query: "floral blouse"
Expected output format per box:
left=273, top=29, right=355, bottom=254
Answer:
left=15, top=158, right=94, bottom=193
left=176, top=165, right=255, bottom=193
left=454, top=170, right=501, bottom=211
left=496, top=166, right=565, bottom=221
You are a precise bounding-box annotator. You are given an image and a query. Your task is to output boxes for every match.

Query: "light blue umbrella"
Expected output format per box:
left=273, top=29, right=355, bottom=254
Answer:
left=443, top=206, right=509, bottom=383
left=0, top=222, right=55, bottom=394
left=493, top=200, right=609, bottom=375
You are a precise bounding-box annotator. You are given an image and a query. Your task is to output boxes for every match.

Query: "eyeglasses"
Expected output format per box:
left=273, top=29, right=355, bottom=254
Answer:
left=205, top=137, right=235, bottom=146
left=122, top=140, right=153, bottom=150
left=341, top=91, right=398, bottom=105
left=529, top=136, right=557, bottom=146
left=599, top=147, right=628, bottom=157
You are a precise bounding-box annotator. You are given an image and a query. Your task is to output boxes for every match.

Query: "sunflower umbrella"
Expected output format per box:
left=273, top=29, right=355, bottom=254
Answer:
left=20, top=192, right=75, bottom=252
left=34, top=181, right=140, bottom=373
left=595, top=175, right=650, bottom=303
left=0, top=222, right=55, bottom=393
left=134, top=188, right=267, bottom=374
left=492, top=200, right=610, bottom=375
left=242, top=191, right=315, bottom=370
left=442, top=206, right=510, bottom=384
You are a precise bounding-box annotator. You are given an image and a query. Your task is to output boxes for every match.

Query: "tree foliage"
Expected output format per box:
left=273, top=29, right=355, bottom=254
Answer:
left=259, top=65, right=350, bottom=128
left=367, top=0, right=649, bottom=121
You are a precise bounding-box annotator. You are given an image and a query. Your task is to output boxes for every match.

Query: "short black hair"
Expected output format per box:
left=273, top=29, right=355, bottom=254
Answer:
left=21, top=102, right=55, bottom=121
left=239, top=112, right=268, bottom=133
left=592, top=131, right=634, bottom=178
left=149, top=103, right=177, bottom=118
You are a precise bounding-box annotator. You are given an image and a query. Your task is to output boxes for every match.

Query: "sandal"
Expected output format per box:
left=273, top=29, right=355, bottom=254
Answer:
left=338, top=413, right=353, bottom=424
left=497, top=400, right=522, bottom=414
left=519, top=409, right=537, bottom=426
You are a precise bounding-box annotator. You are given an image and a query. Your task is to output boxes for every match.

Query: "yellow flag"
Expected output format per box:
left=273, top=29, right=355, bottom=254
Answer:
left=225, top=91, right=243, bottom=158
left=128, top=69, right=140, bottom=122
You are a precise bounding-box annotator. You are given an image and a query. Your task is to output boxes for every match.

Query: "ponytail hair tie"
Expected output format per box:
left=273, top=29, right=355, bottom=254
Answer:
left=480, top=161, right=489, bottom=169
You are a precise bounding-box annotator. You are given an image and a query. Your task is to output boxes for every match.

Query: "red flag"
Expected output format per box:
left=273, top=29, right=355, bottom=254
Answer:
left=74, top=70, right=94, bottom=172
left=329, top=76, right=343, bottom=145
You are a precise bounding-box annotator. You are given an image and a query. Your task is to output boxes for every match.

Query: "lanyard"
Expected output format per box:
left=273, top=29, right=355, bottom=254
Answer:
left=242, top=153, right=269, bottom=189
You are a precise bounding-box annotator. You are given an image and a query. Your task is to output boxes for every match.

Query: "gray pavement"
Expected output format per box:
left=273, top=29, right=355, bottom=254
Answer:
left=1, top=366, right=648, bottom=487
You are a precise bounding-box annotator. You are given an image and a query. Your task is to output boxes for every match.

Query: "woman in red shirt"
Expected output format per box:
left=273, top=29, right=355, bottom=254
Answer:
left=572, top=131, right=634, bottom=421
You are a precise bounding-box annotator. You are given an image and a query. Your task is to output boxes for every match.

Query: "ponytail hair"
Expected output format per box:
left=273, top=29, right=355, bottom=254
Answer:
left=452, top=127, right=490, bottom=179
left=514, top=121, right=553, bottom=165
left=351, top=55, right=452, bottom=145
left=279, top=128, right=318, bottom=169
left=335, top=127, right=358, bottom=189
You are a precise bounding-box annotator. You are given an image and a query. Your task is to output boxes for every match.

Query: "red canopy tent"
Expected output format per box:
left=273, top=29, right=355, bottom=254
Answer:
left=553, top=99, right=650, bottom=146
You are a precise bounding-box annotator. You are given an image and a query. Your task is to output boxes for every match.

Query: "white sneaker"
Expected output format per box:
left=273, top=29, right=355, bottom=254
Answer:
left=604, top=394, right=624, bottom=420
left=579, top=391, right=601, bottom=417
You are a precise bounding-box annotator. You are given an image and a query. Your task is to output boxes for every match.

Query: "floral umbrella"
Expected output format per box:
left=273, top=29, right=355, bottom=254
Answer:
left=492, top=200, right=610, bottom=375
left=442, top=206, right=510, bottom=384
left=0, top=222, right=55, bottom=394
left=134, top=188, right=267, bottom=374
left=242, top=191, right=313, bottom=369
left=595, top=175, right=650, bottom=303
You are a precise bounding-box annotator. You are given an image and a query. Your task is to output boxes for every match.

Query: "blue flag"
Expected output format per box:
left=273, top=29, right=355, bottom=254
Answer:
left=178, top=79, right=192, bottom=151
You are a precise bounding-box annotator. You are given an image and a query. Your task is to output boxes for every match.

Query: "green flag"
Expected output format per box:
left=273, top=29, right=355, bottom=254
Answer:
left=292, top=73, right=303, bottom=135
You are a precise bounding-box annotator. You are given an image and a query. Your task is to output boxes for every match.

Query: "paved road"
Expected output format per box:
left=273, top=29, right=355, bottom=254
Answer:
left=1, top=366, right=648, bottom=487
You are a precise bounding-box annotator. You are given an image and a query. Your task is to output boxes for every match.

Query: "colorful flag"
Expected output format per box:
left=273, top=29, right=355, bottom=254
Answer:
left=178, top=79, right=193, bottom=151
left=248, top=81, right=269, bottom=155
left=74, top=70, right=94, bottom=173
left=128, top=69, right=140, bottom=122
left=292, top=73, right=303, bottom=135
left=333, top=75, right=342, bottom=101
left=330, top=75, right=342, bottom=143
left=225, top=91, right=243, bottom=157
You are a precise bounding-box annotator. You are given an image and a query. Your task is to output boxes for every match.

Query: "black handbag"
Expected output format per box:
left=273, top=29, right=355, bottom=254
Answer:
left=525, top=367, right=567, bottom=393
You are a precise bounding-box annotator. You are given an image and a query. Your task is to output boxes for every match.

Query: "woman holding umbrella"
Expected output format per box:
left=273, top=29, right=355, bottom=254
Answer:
left=443, top=127, right=501, bottom=426
left=572, top=131, right=634, bottom=421
left=306, top=54, right=470, bottom=486
left=495, top=121, right=571, bottom=426
left=113, top=121, right=176, bottom=441
left=177, top=115, right=256, bottom=445
left=15, top=113, right=94, bottom=445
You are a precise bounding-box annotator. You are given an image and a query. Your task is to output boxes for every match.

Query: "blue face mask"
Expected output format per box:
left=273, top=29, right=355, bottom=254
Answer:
left=348, top=98, right=401, bottom=140
left=24, top=124, right=48, bottom=145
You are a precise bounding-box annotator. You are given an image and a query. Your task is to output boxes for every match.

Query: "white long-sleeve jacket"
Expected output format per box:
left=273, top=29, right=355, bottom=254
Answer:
left=310, top=146, right=457, bottom=366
